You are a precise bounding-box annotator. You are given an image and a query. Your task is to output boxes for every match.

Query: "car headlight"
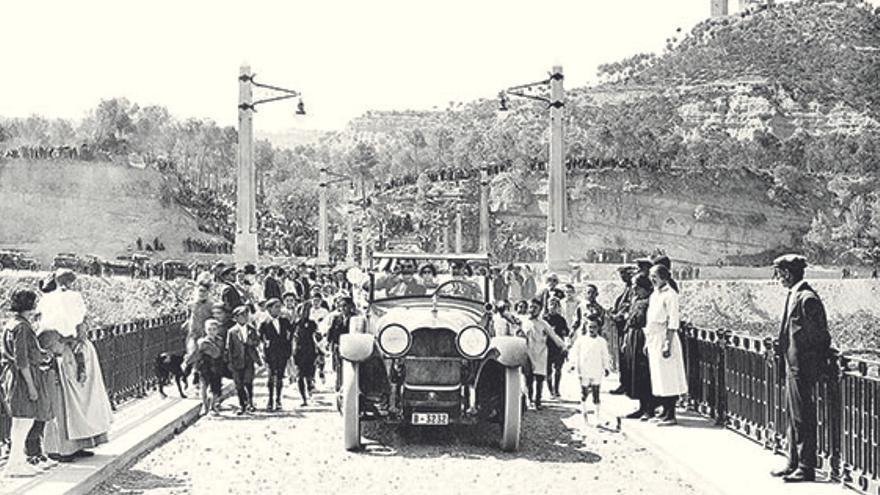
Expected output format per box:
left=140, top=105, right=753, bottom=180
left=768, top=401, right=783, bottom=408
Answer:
left=378, top=324, right=411, bottom=357
left=457, top=325, right=489, bottom=358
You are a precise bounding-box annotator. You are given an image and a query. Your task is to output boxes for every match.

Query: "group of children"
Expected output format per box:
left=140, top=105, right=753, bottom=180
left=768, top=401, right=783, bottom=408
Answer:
left=185, top=292, right=336, bottom=417
left=492, top=282, right=613, bottom=426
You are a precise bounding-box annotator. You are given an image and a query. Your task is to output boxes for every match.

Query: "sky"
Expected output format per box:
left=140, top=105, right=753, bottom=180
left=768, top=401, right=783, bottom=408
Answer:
left=2, top=0, right=874, bottom=132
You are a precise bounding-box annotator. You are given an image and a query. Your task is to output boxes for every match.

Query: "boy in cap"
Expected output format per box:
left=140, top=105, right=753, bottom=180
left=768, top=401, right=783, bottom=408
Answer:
left=226, top=306, right=262, bottom=415
left=258, top=299, right=294, bottom=411
left=770, top=254, right=831, bottom=483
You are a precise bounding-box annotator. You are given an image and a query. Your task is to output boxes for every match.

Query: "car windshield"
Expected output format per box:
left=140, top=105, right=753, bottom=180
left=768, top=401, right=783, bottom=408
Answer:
left=370, top=257, right=487, bottom=302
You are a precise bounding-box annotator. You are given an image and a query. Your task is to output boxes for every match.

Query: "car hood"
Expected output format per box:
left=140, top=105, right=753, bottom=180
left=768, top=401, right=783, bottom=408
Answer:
left=369, top=298, right=484, bottom=333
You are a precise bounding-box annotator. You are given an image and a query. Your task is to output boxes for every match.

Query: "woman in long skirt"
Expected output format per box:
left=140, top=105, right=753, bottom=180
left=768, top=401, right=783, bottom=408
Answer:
left=645, top=265, right=688, bottom=426
left=38, top=270, right=112, bottom=459
left=622, top=274, right=655, bottom=419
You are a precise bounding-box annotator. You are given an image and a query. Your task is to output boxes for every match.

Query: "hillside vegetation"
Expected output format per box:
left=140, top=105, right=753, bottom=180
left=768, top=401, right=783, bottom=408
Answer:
left=3, top=0, right=879, bottom=262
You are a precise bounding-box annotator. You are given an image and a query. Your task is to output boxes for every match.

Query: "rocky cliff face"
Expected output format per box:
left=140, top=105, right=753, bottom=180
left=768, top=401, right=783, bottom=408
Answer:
left=493, top=167, right=813, bottom=264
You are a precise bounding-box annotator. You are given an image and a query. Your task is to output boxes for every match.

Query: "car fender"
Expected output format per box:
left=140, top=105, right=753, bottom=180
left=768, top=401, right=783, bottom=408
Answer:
left=489, top=336, right=527, bottom=368
left=339, top=333, right=375, bottom=363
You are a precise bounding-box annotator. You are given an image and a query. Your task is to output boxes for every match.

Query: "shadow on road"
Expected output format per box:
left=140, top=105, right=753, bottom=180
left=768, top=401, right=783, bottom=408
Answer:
left=359, top=403, right=604, bottom=464
left=92, top=469, right=187, bottom=494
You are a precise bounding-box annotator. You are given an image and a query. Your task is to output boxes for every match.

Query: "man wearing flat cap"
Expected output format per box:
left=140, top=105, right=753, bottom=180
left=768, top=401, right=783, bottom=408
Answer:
left=771, top=254, right=832, bottom=483
left=258, top=298, right=294, bottom=411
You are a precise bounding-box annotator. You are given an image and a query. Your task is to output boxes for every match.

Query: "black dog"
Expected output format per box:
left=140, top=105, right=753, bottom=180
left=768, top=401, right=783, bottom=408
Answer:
left=156, top=352, right=191, bottom=398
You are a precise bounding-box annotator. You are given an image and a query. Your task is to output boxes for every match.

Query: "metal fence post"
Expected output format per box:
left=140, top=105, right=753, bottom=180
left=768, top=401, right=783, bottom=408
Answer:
left=715, top=329, right=730, bottom=426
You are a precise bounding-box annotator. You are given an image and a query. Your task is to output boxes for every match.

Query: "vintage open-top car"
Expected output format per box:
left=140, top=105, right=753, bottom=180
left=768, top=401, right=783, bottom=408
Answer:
left=338, top=252, right=527, bottom=452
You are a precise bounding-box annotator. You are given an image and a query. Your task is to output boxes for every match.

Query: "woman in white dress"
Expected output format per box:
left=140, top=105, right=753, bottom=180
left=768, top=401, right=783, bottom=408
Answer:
left=37, top=269, right=112, bottom=462
left=645, top=264, right=687, bottom=426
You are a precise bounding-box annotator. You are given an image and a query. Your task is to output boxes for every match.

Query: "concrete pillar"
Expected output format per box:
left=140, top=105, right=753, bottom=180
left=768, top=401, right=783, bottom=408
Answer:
left=545, top=65, right=569, bottom=275
left=479, top=163, right=490, bottom=253
left=455, top=205, right=463, bottom=254
left=345, top=202, right=355, bottom=265
left=711, top=0, right=728, bottom=17
left=235, top=65, right=258, bottom=264
left=317, top=167, right=329, bottom=265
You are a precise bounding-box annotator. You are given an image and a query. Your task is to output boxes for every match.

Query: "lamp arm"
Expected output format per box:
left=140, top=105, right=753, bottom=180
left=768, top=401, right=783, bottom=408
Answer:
left=506, top=91, right=552, bottom=105
left=505, top=78, right=552, bottom=92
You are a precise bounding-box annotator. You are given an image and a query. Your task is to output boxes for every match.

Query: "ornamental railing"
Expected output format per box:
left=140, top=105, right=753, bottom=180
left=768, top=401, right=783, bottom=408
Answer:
left=680, top=323, right=879, bottom=495
left=89, top=312, right=189, bottom=407
left=0, top=312, right=188, bottom=454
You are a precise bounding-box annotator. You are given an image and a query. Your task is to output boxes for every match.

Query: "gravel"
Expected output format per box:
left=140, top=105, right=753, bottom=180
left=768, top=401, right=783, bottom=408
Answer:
left=93, top=372, right=701, bottom=495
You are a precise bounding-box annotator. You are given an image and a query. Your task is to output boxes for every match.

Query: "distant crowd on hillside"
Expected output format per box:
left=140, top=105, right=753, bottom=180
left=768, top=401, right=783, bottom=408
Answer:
left=373, top=157, right=677, bottom=194
left=184, top=237, right=233, bottom=255
left=2, top=144, right=111, bottom=162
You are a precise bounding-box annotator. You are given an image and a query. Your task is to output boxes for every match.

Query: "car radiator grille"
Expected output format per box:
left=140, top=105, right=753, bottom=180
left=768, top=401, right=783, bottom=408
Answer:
left=405, top=328, right=461, bottom=386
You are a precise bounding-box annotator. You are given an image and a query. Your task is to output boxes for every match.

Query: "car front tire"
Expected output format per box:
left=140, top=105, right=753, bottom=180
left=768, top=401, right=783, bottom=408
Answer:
left=500, top=366, right=522, bottom=452
left=342, top=360, right=361, bottom=451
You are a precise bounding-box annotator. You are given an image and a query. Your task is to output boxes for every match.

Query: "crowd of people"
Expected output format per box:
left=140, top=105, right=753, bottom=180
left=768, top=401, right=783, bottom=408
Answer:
left=183, top=237, right=233, bottom=255
left=2, top=144, right=97, bottom=161
left=487, top=255, right=686, bottom=426
left=182, top=262, right=353, bottom=417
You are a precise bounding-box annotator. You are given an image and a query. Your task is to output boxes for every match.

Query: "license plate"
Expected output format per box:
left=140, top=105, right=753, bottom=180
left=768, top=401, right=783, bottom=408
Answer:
left=411, top=412, right=449, bottom=425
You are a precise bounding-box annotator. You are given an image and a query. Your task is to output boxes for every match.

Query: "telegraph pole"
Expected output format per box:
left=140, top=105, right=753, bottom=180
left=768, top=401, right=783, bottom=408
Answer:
left=545, top=66, right=568, bottom=274
left=235, top=65, right=258, bottom=264
left=479, top=163, right=490, bottom=253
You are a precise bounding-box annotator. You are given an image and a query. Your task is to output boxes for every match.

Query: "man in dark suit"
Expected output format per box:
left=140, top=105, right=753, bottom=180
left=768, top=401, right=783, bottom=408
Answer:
left=609, top=265, right=636, bottom=395
left=263, top=266, right=282, bottom=302
left=219, top=267, right=243, bottom=313
left=258, top=299, right=294, bottom=411
left=771, top=254, right=832, bottom=483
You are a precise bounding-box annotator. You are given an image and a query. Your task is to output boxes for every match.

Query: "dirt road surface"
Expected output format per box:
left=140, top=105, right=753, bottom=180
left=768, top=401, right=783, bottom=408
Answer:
left=94, top=372, right=702, bottom=495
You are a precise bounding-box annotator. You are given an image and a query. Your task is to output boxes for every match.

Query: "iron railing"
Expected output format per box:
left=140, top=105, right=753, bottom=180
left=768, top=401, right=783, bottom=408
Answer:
left=0, top=312, right=187, bottom=454
left=681, top=323, right=879, bottom=495
left=89, top=312, right=189, bottom=407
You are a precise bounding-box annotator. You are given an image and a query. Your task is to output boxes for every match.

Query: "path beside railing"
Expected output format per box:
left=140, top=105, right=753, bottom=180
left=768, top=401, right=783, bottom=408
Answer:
left=679, top=324, right=879, bottom=495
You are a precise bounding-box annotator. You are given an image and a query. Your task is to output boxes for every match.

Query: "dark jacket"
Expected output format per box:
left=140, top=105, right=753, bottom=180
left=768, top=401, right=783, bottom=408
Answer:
left=543, top=313, right=569, bottom=361
left=263, top=276, right=282, bottom=301
left=226, top=323, right=262, bottom=370
left=777, top=281, right=831, bottom=372
left=221, top=283, right=243, bottom=312
left=258, top=316, right=294, bottom=368
left=326, top=312, right=352, bottom=347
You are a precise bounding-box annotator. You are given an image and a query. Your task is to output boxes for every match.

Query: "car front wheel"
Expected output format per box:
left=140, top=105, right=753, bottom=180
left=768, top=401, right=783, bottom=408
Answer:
left=500, top=366, right=522, bottom=452
left=342, top=359, right=361, bottom=451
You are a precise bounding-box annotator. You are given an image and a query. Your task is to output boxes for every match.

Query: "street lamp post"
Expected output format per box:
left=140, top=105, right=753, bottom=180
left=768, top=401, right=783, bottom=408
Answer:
left=317, top=168, right=353, bottom=266
left=499, top=65, right=568, bottom=274
left=236, top=64, right=305, bottom=265
left=236, top=65, right=257, bottom=265
left=346, top=189, right=356, bottom=265
left=317, top=167, right=330, bottom=265
left=479, top=162, right=490, bottom=253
